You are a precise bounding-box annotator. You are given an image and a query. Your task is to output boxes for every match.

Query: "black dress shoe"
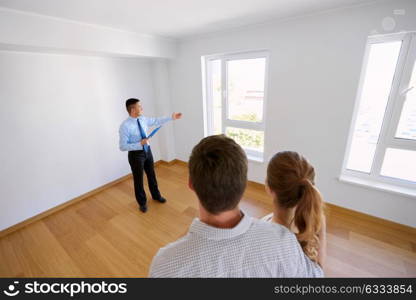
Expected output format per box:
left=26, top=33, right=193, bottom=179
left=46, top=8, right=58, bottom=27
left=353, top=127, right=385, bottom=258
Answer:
left=139, top=205, right=148, bottom=213
left=153, top=197, right=166, bottom=203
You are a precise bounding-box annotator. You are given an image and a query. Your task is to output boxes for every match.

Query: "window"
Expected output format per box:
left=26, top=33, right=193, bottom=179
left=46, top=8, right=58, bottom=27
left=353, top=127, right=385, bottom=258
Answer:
left=341, top=32, right=416, bottom=196
left=203, top=51, right=269, bottom=161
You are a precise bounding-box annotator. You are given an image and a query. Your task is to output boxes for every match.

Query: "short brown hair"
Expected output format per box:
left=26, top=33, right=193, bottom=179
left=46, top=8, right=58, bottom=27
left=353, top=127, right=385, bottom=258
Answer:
left=189, top=135, right=248, bottom=214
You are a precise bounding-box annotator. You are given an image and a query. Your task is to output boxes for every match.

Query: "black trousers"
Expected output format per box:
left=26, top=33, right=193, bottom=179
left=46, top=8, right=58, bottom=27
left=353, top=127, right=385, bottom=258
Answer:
left=128, top=148, right=161, bottom=207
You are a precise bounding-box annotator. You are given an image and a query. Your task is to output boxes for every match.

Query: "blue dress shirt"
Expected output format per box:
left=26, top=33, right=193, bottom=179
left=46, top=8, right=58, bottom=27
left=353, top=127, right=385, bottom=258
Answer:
left=119, top=115, right=173, bottom=151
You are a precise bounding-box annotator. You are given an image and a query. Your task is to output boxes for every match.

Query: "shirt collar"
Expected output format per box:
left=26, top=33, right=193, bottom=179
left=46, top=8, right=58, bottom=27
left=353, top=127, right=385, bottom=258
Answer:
left=128, top=116, right=145, bottom=122
left=189, top=211, right=252, bottom=240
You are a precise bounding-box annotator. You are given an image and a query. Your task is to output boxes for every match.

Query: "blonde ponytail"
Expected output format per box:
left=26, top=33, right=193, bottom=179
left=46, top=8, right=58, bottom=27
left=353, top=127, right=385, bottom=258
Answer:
left=294, top=179, right=324, bottom=264
left=266, top=151, right=325, bottom=264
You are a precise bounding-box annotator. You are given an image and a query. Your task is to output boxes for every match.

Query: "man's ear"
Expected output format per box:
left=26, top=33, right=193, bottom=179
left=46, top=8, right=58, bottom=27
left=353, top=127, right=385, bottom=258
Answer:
left=188, top=177, right=194, bottom=191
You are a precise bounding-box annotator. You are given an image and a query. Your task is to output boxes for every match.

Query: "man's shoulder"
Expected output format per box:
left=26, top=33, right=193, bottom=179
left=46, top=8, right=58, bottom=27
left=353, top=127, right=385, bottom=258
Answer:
left=120, top=117, right=133, bottom=128
left=154, top=234, right=190, bottom=259
left=249, top=218, right=324, bottom=277
left=250, top=217, right=297, bottom=242
left=245, top=218, right=302, bottom=260
left=149, top=234, right=191, bottom=277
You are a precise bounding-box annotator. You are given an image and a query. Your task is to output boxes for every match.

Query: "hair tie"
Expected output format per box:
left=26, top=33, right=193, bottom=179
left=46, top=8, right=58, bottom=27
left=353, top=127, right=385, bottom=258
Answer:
left=300, top=178, right=310, bottom=186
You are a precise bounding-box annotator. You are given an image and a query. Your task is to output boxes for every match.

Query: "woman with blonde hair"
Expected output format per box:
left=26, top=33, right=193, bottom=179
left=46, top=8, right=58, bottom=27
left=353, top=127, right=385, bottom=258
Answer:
left=263, top=151, right=327, bottom=268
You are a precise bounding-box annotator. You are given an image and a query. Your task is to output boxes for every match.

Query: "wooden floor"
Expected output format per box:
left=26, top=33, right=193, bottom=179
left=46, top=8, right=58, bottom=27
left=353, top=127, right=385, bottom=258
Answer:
left=0, top=162, right=415, bottom=277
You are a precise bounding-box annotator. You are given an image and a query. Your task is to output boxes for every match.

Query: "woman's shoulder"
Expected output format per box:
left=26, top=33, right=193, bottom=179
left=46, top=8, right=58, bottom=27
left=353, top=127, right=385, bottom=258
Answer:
left=259, top=212, right=299, bottom=234
left=260, top=213, right=273, bottom=222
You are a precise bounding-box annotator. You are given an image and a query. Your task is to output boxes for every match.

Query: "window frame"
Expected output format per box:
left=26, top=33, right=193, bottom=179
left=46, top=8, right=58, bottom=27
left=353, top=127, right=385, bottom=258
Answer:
left=340, top=31, right=416, bottom=194
left=202, top=50, right=270, bottom=161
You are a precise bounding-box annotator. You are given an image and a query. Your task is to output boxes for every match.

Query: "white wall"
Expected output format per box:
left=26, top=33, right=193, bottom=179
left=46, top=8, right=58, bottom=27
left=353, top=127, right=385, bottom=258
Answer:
left=151, top=59, right=177, bottom=162
left=169, top=0, right=416, bottom=227
left=0, top=51, right=163, bottom=230
left=0, top=7, right=176, bottom=58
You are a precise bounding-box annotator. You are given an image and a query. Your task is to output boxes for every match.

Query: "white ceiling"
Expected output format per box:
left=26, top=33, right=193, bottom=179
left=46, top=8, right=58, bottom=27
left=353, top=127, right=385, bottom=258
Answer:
left=0, top=0, right=377, bottom=38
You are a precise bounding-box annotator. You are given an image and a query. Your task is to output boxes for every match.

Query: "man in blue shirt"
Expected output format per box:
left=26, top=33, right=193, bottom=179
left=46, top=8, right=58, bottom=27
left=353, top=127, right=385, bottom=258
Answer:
left=119, top=98, right=182, bottom=212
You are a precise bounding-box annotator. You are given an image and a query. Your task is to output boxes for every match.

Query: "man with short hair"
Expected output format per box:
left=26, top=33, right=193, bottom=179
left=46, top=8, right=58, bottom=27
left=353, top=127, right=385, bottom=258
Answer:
left=119, top=98, right=182, bottom=213
left=149, top=135, right=324, bottom=277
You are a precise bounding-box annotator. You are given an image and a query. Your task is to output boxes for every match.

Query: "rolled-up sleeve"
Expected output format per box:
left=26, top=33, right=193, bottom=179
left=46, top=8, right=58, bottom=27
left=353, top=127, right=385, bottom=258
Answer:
left=119, top=124, right=142, bottom=151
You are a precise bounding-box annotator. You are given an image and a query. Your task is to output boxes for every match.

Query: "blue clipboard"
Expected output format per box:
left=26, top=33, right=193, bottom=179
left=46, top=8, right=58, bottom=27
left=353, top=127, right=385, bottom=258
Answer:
left=148, top=126, right=162, bottom=138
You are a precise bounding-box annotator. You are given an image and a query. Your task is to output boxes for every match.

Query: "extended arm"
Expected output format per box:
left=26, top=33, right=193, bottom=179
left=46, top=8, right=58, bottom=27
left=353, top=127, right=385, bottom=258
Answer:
left=146, top=112, right=182, bottom=127
left=145, top=116, right=173, bottom=127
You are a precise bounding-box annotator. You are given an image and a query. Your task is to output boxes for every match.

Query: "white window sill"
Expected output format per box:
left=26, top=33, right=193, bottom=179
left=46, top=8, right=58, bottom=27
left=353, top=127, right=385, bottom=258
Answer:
left=338, top=174, right=416, bottom=198
left=247, top=154, right=264, bottom=163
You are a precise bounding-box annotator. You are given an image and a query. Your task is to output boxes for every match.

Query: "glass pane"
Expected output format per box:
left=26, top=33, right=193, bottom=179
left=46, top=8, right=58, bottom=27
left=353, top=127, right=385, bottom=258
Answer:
left=346, top=41, right=402, bottom=173
left=395, top=62, right=416, bottom=140
left=380, top=148, right=416, bottom=182
left=227, top=58, right=265, bottom=122
left=225, top=127, right=264, bottom=152
left=211, top=60, right=222, bottom=134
